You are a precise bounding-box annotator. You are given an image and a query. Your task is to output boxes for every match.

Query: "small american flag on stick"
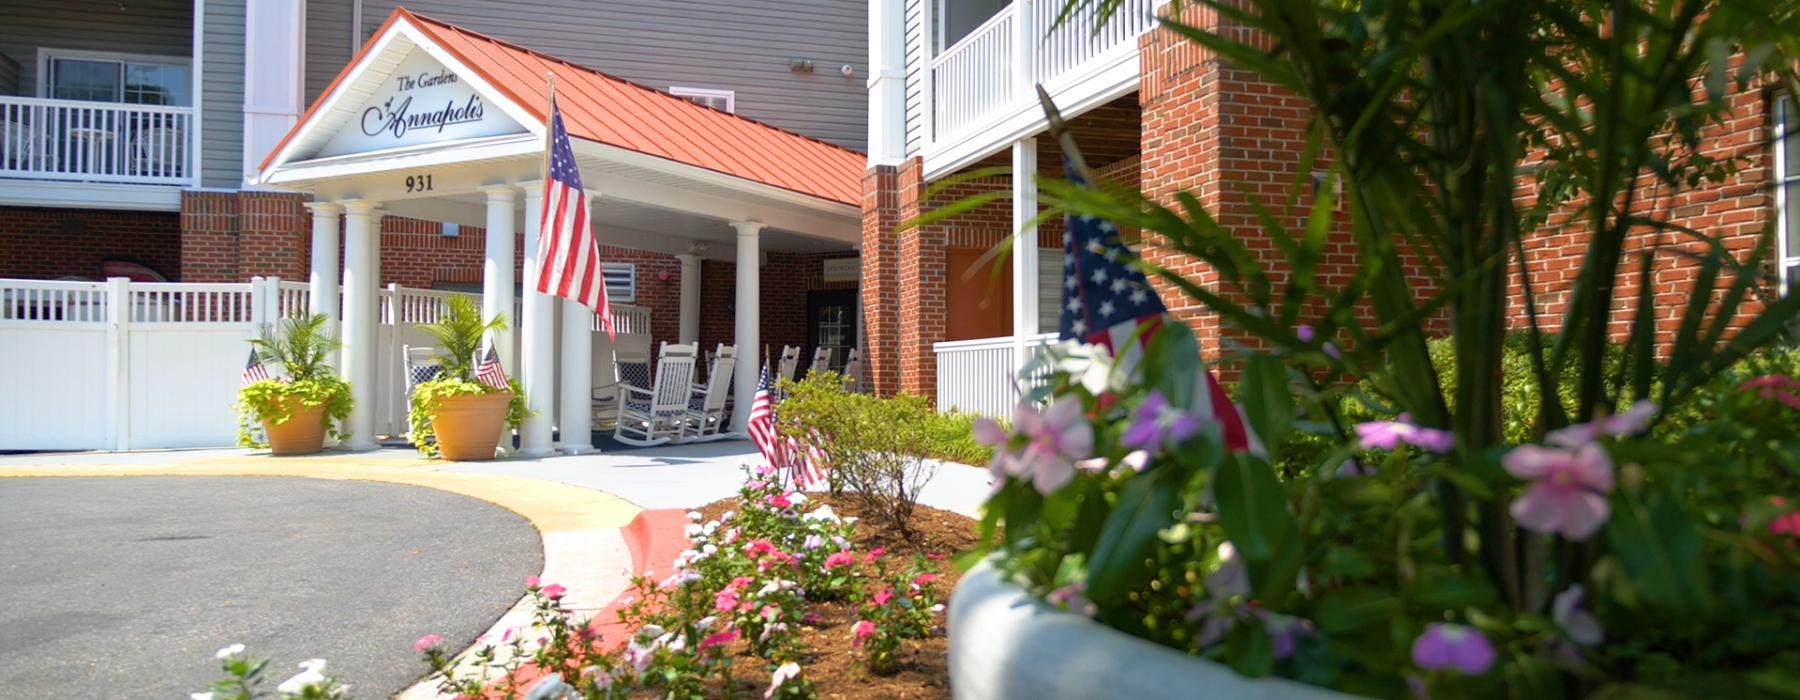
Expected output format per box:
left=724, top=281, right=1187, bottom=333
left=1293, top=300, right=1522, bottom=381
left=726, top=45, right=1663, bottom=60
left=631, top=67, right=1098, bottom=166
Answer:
left=475, top=345, right=509, bottom=390
left=242, top=349, right=271, bottom=386
left=746, top=367, right=826, bottom=490
left=533, top=81, right=616, bottom=341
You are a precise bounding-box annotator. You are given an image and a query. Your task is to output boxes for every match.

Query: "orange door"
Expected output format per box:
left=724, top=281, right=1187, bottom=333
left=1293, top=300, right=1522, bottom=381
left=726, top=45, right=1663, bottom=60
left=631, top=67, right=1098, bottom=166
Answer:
left=945, top=247, right=1012, bottom=341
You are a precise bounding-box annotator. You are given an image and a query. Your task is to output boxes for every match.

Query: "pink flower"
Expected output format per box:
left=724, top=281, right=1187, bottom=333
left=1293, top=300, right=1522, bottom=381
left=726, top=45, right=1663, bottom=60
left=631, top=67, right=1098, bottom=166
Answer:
left=744, top=539, right=776, bottom=558
left=766, top=662, right=801, bottom=699
left=1045, top=581, right=1096, bottom=617
left=768, top=493, right=792, bottom=509
left=715, top=588, right=740, bottom=612
left=1769, top=510, right=1800, bottom=538
left=1504, top=443, right=1614, bottom=540
left=822, top=551, right=855, bottom=570
left=414, top=634, right=442, bottom=651
left=699, top=627, right=740, bottom=652
left=1411, top=623, right=1495, bottom=675
left=730, top=576, right=755, bottom=590
left=525, top=575, right=541, bottom=588
left=1547, top=400, right=1658, bottom=447
left=872, top=588, right=894, bottom=606
left=987, top=398, right=1094, bottom=495
left=863, top=547, right=887, bottom=564
left=1356, top=415, right=1454, bottom=454
left=761, top=604, right=780, bottom=621
left=540, top=583, right=567, bottom=600
left=912, top=573, right=939, bottom=587
left=1741, top=375, right=1800, bottom=410
left=851, top=619, right=876, bottom=647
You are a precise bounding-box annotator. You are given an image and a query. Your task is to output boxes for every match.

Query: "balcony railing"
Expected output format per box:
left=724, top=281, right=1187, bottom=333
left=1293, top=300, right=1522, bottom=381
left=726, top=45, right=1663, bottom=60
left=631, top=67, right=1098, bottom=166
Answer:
left=929, top=0, right=1158, bottom=142
left=0, top=95, right=194, bottom=186
left=933, top=332, right=1058, bottom=417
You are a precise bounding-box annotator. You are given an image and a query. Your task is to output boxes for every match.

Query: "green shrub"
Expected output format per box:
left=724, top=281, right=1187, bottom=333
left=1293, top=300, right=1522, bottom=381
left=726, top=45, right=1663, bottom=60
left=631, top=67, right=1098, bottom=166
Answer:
left=407, top=295, right=526, bottom=458
left=233, top=313, right=353, bottom=447
left=917, top=410, right=994, bottom=466
left=778, top=373, right=939, bottom=535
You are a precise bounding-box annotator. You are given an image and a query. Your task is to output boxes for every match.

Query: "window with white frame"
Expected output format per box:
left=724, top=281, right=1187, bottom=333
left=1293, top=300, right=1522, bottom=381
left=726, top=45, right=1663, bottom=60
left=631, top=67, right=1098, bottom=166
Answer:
left=41, top=50, right=191, bottom=106
left=668, top=87, right=734, bottom=113
left=603, top=263, right=636, bottom=303
left=1777, top=96, right=1800, bottom=295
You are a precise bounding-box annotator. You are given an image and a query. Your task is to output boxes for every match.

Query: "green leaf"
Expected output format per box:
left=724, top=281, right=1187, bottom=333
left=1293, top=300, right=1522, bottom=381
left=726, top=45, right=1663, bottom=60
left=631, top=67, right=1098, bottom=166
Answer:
left=1213, top=453, right=1302, bottom=601
left=1315, top=588, right=1402, bottom=635
left=1237, top=354, right=1295, bottom=448
left=1146, top=321, right=1201, bottom=410
left=1607, top=491, right=1712, bottom=614
left=1084, top=469, right=1181, bottom=600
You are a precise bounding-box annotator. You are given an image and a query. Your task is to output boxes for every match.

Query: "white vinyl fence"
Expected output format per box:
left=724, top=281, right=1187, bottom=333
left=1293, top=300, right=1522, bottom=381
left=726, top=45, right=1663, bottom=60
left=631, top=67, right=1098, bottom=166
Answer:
left=933, top=332, right=1057, bottom=418
left=0, top=277, right=651, bottom=451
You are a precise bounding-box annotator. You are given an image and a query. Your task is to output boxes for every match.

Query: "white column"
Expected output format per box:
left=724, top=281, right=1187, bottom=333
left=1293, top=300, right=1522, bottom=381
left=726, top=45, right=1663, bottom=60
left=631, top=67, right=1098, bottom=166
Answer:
left=1011, top=0, right=1037, bottom=103
left=304, top=201, right=342, bottom=367
left=677, top=252, right=702, bottom=345
left=730, top=221, right=764, bottom=434
left=867, top=0, right=908, bottom=166
left=339, top=199, right=381, bottom=451
left=518, top=181, right=555, bottom=457
left=479, top=185, right=518, bottom=373
left=241, top=0, right=304, bottom=181
left=559, top=193, right=599, bottom=454
left=1011, top=137, right=1040, bottom=375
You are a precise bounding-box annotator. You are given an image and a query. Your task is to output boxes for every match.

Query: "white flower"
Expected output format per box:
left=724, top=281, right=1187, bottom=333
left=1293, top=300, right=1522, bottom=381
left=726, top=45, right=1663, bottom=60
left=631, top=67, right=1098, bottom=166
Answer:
left=276, top=659, right=328, bottom=695
left=695, top=615, right=718, bottom=631
left=788, top=492, right=809, bottom=505
left=702, top=543, right=718, bottom=556
left=524, top=674, right=577, bottom=700
left=214, top=644, right=245, bottom=660
left=684, top=524, right=704, bottom=537
left=766, top=662, right=802, bottom=699
left=721, top=510, right=736, bottom=523
left=703, top=521, right=719, bottom=536
left=635, top=624, right=665, bottom=642
left=687, top=511, right=703, bottom=522
left=801, top=505, right=839, bottom=523
left=191, top=693, right=215, bottom=700
left=678, top=548, right=699, bottom=561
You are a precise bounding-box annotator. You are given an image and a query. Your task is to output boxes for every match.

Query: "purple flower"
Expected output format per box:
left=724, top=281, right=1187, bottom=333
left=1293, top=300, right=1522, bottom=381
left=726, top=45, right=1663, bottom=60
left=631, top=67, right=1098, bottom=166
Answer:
left=1121, top=391, right=1202, bottom=456
left=1552, top=585, right=1603, bottom=646
left=1256, top=610, right=1311, bottom=660
left=1503, top=443, right=1614, bottom=540
left=1411, top=623, right=1495, bottom=675
left=1335, top=458, right=1374, bottom=478
left=1547, top=400, right=1658, bottom=447
left=1355, top=415, right=1454, bottom=454
left=1296, top=324, right=1342, bottom=360
left=1045, top=581, right=1096, bottom=618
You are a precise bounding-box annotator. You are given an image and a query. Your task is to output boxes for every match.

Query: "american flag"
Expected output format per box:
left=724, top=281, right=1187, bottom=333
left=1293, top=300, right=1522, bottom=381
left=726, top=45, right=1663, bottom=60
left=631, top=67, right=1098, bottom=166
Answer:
left=1057, top=160, right=1257, bottom=453
left=746, top=367, right=826, bottom=490
left=534, top=90, right=616, bottom=341
left=475, top=345, right=509, bottom=390
left=242, top=348, right=271, bottom=386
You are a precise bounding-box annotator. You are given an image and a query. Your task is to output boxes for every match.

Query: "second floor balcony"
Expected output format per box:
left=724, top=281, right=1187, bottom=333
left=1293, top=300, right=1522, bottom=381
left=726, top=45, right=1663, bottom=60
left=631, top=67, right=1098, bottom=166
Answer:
left=928, top=0, right=1157, bottom=156
left=1, top=95, right=194, bottom=187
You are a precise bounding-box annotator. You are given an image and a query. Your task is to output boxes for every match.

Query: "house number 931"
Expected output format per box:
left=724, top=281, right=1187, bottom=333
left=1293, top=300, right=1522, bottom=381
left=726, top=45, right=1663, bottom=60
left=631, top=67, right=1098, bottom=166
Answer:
left=405, top=174, right=434, bottom=193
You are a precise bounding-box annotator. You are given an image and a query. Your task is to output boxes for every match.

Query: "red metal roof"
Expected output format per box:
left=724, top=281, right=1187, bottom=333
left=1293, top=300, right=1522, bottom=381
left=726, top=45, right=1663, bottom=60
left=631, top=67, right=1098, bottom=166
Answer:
left=265, top=7, right=865, bottom=207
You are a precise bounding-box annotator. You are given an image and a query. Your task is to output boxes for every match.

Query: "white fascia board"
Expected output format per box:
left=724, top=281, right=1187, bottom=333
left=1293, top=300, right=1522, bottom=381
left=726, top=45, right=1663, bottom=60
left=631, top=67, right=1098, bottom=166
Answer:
left=922, top=44, right=1141, bottom=181
left=0, top=181, right=183, bottom=211
left=256, top=17, right=545, bottom=180
left=261, top=133, right=541, bottom=185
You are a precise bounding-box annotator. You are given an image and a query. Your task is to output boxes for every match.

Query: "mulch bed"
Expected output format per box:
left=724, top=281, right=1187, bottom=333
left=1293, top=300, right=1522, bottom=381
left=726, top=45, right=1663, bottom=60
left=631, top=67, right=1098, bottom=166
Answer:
left=695, top=494, right=980, bottom=699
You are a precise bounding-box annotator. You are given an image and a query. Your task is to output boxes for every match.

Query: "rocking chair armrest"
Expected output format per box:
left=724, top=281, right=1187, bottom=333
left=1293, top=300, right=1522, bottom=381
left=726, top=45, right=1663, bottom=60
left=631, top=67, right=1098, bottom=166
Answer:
left=618, top=383, right=655, bottom=400
left=592, top=381, right=623, bottom=400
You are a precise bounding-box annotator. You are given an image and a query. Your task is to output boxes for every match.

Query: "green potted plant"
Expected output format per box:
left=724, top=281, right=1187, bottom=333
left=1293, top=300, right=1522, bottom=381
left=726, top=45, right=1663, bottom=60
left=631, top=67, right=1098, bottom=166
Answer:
left=234, top=313, right=352, bottom=455
left=409, top=294, right=524, bottom=460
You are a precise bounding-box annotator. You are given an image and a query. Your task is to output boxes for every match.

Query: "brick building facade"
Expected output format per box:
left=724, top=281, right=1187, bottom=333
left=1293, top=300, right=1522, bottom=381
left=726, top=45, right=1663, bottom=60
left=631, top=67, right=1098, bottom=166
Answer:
left=859, top=5, right=1782, bottom=404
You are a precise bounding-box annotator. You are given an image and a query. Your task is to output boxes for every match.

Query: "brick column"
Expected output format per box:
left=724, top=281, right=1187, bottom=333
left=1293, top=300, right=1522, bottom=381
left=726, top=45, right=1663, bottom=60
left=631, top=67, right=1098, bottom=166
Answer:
left=895, top=157, right=947, bottom=399
left=179, top=191, right=242, bottom=282
left=860, top=164, right=903, bottom=396
left=237, top=191, right=309, bottom=281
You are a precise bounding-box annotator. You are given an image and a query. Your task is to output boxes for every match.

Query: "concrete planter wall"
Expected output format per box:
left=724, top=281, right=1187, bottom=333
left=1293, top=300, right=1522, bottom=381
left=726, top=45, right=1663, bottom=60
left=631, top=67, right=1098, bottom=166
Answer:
left=948, top=562, right=1352, bottom=700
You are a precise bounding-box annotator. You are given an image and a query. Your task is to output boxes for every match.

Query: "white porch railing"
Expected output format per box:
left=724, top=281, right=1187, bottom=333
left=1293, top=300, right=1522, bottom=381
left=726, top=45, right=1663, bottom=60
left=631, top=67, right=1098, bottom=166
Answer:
left=934, top=332, right=1058, bottom=418
left=928, top=0, right=1159, bottom=144
left=0, top=95, right=194, bottom=185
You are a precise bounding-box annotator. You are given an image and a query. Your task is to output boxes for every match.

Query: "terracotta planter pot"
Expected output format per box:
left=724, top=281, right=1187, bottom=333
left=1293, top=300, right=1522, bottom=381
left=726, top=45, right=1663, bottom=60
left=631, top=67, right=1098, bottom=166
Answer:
left=949, top=561, right=1352, bottom=700
left=429, top=391, right=512, bottom=461
left=263, top=401, right=327, bottom=456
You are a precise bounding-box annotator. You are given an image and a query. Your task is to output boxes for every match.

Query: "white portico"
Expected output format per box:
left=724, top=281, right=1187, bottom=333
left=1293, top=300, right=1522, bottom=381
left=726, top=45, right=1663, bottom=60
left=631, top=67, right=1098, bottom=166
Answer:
left=256, top=8, right=864, bottom=453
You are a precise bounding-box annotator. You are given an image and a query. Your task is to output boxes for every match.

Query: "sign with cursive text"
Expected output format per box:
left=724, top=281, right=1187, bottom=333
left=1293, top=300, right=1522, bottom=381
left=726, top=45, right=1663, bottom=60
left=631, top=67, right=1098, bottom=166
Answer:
left=316, top=48, right=525, bottom=157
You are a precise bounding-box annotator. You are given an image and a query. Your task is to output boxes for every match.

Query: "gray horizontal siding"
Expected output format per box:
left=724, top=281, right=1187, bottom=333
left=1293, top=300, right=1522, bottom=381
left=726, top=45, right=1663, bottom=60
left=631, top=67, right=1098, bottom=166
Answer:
left=305, top=0, right=356, bottom=105
left=351, top=0, right=868, bottom=152
left=904, top=0, right=925, bottom=155
left=201, top=0, right=244, bottom=188
left=0, top=0, right=192, bottom=97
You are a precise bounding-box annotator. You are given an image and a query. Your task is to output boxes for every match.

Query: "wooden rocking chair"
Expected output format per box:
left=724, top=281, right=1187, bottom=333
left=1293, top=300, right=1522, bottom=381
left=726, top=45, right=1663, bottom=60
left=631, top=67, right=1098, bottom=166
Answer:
left=808, top=346, right=834, bottom=377
left=682, top=343, right=738, bottom=442
left=613, top=342, right=698, bottom=447
left=843, top=348, right=863, bottom=392
left=775, top=345, right=801, bottom=383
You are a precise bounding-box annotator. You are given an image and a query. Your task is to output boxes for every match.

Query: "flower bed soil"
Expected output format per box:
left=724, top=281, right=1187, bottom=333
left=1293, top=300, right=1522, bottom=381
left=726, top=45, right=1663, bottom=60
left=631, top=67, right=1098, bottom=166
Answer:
left=696, top=494, right=979, bottom=699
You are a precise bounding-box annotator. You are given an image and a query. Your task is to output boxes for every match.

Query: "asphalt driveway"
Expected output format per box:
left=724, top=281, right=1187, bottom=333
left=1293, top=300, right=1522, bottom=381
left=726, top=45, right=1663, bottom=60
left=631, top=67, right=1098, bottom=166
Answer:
left=0, top=476, right=542, bottom=698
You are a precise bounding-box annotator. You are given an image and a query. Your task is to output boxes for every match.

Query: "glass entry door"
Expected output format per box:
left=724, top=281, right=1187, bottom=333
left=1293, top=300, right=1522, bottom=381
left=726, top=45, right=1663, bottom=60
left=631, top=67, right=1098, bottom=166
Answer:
left=807, top=290, right=857, bottom=375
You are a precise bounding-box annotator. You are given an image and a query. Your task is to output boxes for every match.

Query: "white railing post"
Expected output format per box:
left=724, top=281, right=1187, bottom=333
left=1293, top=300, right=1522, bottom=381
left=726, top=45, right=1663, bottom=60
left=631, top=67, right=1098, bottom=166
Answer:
left=105, top=277, right=131, bottom=451
left=1013, top=0, right=1037, bottom=101
left=1011, top=137, right=1041, bottom=379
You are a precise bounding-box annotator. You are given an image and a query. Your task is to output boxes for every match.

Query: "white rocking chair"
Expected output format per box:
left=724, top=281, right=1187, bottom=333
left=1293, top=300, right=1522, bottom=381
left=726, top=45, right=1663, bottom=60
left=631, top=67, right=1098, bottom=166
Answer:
left=776, top=345, right=801, bottom=383
left=808, top=346, right=834, bottom=377
left=683, top=343, right=738, bottom=442
left=613, top=342, right=698, bottom=447
left=843, top=348, right=863, bottom=392
left=592, top=345, right=653, bottom=430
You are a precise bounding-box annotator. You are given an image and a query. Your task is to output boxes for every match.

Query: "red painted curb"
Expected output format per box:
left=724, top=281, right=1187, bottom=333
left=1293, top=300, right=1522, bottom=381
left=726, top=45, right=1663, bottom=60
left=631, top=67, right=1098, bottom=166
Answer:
left=590, top=508, right=692, bottom=647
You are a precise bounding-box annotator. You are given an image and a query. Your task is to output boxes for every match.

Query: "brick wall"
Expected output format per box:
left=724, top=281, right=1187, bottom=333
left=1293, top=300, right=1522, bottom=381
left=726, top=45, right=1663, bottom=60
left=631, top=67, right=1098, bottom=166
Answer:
left=861, top=165, right=903, bottom=395
left=0, top=206, right=181, bottom=280
left=699, top=251, right=859, bottom=371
